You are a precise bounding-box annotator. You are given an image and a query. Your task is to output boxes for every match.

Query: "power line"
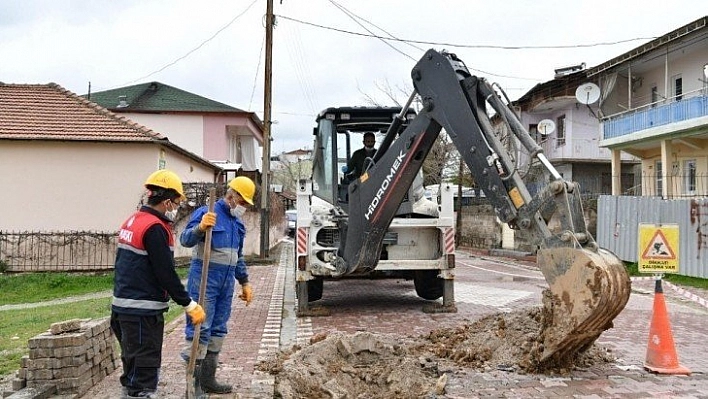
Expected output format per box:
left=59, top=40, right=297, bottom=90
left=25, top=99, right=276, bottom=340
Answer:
left=329, top=1, right=425, bottom=53
left=284, top=22, right=319, bottom=114
left=277, top=13, right=660, bottom=82
left=327, top=0, right=417, bottom=62
left=279, top=12, right=541, bottom=81
left=277, top=14, right=657, bottom=51
left=248, top=34, right=266, bottom=112
left=117, top=0, right=260, bottom=88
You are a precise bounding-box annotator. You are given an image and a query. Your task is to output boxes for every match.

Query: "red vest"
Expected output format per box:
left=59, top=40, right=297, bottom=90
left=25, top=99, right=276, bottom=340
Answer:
left=112, top=210, right=175, bottom=315
left=119, top=211, right=174, bottom=251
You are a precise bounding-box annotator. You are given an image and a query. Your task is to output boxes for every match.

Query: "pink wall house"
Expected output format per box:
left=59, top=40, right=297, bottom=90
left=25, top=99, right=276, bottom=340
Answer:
left=87, top=82, right=264, bottom=182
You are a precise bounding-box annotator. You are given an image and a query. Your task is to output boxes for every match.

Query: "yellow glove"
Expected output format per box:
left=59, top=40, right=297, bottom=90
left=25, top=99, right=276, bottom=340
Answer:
left=238, top=283, right=253, bottom=306
left=198, top=212, right=217, bottom=232
left=185, top=301, right=206, bottom=324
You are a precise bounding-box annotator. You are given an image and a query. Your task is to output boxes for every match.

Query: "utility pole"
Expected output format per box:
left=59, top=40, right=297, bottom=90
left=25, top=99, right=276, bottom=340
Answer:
left=259, top=0, right=274, bottom=258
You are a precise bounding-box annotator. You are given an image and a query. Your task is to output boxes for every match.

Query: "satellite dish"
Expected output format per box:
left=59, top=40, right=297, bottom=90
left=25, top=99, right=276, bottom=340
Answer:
left=537, top=119, right=555, bottom=136
left=575, top=82, right=601, bottom=105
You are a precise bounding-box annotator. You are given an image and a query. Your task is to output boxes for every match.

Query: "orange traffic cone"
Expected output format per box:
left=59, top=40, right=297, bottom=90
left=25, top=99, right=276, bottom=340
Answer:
left=644, top=279, right=691, bottom=375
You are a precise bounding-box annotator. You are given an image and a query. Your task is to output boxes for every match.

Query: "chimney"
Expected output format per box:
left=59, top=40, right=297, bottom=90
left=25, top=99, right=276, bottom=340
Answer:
left=554, top=62, right=586, bottom=79
left=117, top=95, right=129, bottom=108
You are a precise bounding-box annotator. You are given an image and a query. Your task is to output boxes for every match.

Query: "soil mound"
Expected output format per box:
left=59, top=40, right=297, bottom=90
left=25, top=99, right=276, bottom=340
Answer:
left=272, top=331, right=442, bottom=399
left=419, top=307, right=615, bottom=374
left=259, top=307, right=616, bottom=398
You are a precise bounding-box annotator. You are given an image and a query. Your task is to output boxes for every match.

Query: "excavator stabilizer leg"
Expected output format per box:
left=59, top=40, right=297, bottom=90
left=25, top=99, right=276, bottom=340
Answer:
left=535, top=247, right=631, bottom=366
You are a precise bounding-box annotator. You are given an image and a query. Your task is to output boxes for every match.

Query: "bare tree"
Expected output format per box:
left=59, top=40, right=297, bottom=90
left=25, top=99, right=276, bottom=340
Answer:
left=358, top=79, right=457, bottom=187
left=271, top=153, right=313, bottom=194
left=357, top=79, right=410, bottom=107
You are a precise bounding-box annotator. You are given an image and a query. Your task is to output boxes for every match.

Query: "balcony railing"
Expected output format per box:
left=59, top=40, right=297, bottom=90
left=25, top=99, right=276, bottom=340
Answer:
left=623, top=172, right=708, bottom=199
left=602, top=89, right=708, bottom=140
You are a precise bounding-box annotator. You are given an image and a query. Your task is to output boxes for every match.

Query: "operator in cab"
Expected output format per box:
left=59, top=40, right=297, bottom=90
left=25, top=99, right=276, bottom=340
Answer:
left=342, top=132, right=376, bottom=179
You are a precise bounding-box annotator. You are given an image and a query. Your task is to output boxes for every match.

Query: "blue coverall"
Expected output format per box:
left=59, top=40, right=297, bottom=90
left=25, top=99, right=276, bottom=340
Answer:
left=180, top=199, right=249, bottom=354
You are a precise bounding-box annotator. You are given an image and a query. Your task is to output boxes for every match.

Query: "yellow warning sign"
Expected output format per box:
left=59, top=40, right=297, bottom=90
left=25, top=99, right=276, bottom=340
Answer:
left=638, top=223, right=679, bottom=273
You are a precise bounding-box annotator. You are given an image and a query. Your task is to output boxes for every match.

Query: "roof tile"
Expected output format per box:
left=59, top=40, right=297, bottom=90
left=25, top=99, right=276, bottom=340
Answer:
left=0, top=83, right=166, bottom=142
left=86, top=81, right=245, bottom=113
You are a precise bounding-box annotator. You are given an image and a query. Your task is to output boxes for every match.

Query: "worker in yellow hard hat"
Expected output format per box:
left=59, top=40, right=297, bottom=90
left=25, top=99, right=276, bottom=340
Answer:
left=179, top=175, right=256, bottom=395
left=111, top=169, right=206, bottom=399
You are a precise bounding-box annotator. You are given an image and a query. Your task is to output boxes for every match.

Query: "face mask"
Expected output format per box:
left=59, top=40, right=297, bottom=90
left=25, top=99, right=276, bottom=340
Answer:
left=165, top=202, right=178, bottom=221
left=230, top=204, right=246, bottom=218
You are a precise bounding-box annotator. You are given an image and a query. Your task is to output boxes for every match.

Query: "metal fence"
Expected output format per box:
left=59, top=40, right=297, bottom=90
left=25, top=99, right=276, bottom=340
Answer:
left=0, top=231, right=118, bottom=272
left=623, top=172, right=708, bottom=199
left=596, top=196, right=708, bottom=279
left=518, top=170, right=706, bottom=199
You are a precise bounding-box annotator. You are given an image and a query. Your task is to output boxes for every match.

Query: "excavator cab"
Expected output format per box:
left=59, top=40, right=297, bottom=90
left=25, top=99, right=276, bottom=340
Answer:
left=311, top=107, right=417, bottom=211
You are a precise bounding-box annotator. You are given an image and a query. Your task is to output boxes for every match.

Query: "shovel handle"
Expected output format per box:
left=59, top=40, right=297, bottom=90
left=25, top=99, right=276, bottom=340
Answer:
left=186, top=187, right=216, bottom=398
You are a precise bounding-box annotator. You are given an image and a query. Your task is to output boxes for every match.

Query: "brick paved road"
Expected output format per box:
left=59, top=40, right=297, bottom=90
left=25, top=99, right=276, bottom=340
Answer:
left=79, top=243, right=708, bottom=398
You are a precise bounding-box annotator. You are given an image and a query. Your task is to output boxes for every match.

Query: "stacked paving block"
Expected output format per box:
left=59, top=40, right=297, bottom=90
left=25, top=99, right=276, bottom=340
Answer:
left=8, top=318, right=118, bottom=398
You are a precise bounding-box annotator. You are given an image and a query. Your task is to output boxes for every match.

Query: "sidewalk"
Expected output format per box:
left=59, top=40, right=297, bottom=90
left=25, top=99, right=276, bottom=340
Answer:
left=79, top=257, right=287, bottom=399
left=0, top=291, right=113, bottom=312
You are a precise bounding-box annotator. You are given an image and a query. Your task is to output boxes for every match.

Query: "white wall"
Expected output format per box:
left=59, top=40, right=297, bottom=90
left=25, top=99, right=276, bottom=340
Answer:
left=604, top=38, right=708, bottom=113
left=120, top=113, right=204, bottom=156
left=0, top=141, right=215, bottom=232
left=522, top=108, right=635, bottom=161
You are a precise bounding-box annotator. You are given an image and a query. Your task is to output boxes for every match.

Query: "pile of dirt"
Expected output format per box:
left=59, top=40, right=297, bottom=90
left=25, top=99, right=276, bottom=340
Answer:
left=258, top=307, right=617, bottom=398
left=270, top=332, right=443, bottom=399
left=417, top=306, right=615, bottom=374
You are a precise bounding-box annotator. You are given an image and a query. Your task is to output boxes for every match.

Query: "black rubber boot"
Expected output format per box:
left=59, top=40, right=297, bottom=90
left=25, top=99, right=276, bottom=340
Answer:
left=200, top=351, right=233, bottom=394
left=188, top=361, right=208, bottom=399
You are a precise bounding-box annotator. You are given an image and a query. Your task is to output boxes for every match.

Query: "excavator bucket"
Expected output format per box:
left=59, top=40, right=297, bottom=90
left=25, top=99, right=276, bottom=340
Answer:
left=535, top=246, right=631, bottom=366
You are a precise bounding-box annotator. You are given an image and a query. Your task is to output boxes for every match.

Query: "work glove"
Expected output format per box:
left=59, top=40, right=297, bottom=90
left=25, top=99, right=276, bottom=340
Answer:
left=185, top=300, right=206, bottom=324
left=198, top=212, right=217, bottom=232
left=238, top=283, right=253, bottom=306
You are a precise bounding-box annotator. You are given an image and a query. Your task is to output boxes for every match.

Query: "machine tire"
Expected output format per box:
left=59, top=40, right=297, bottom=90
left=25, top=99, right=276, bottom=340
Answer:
left=307, top=277, right=324, bottom=302
left=414, top=270, right=443, bottom=300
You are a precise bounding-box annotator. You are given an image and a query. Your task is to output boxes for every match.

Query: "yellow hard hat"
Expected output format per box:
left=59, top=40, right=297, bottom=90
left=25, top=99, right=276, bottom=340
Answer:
left=144, top=169, right=185, bottom=199
left=228, top=176, right=256, bottom=205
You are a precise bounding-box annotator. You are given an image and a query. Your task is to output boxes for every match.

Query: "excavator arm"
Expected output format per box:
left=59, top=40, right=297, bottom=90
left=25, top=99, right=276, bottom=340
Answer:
left=339, top=49, right=631, bottom=365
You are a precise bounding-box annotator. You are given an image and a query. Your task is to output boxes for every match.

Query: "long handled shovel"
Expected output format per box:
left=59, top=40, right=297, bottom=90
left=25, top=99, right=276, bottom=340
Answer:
left=186, top=188, right=216, bottom=399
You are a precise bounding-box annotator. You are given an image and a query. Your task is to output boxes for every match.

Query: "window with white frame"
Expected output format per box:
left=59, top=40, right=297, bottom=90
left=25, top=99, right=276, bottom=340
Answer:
left=672, top=74, right=683, bottom=101
left=229, top=134, right=242, bottom=163
left=529, top=124, right=539, bottom=142
left=684, top=159, right=696, bottom=195
left=555, top=115, right=566, bottom=146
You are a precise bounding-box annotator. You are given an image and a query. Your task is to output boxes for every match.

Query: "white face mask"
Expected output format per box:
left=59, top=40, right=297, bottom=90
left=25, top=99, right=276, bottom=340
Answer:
left=165, top=201, right=178, bottom=221
left=230, top=204, right=246, bottom=218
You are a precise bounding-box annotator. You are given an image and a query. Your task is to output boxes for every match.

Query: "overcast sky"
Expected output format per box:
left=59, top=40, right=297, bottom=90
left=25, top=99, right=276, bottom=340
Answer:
left=2, top=1, right=706, bottom=154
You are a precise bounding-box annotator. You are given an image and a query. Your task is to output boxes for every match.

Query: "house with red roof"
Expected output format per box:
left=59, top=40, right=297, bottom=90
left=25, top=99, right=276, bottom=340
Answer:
left=0, top=83, right=223, bottom=270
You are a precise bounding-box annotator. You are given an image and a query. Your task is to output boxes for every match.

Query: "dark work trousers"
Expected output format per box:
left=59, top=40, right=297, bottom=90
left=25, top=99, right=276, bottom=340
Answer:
left=110, top=312, right=165, bottom=394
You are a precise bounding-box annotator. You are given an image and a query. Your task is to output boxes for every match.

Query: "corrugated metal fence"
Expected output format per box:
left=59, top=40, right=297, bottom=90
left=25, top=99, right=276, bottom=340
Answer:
left=597, top=196, right=708, bottom=279
left=0, top=231, right=117, bottom=272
